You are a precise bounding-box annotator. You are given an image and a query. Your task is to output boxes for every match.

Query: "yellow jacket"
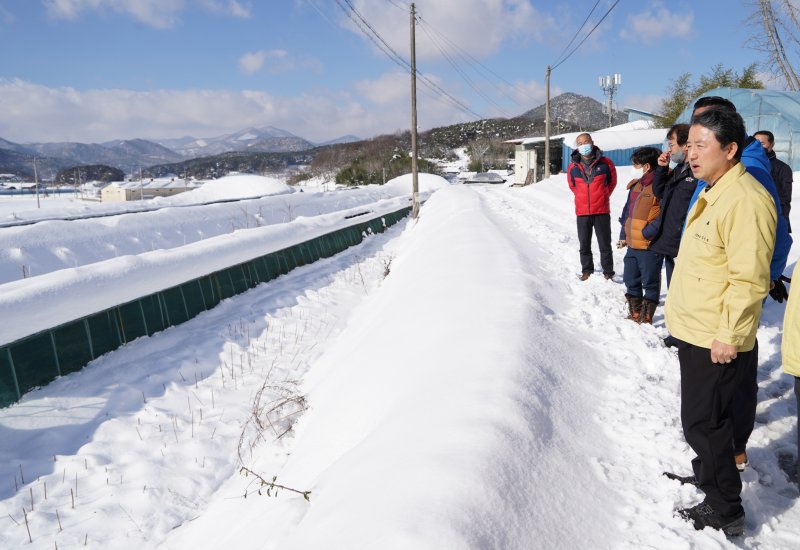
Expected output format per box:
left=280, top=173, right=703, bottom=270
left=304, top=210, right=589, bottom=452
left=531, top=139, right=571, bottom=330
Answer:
left=665, top=162, right=776, bottom=351
left=781, top=262, right=800, bottom=376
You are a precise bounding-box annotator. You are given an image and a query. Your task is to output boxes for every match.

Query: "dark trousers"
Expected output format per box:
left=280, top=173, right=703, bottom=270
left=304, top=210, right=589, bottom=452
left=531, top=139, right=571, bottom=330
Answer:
left=664, top=255, right=675, bottom=288
left=623, top=248, right=663, bottom=302
left=678, top=342, right=749, bottom=517
left=576, top=214, right=613, bottom=275
left=732, top=339, right=759, bottom=454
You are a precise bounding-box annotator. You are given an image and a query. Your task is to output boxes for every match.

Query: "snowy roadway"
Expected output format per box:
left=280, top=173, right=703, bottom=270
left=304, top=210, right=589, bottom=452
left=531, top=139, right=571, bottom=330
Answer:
left=1, top=172, right=800, bottom=548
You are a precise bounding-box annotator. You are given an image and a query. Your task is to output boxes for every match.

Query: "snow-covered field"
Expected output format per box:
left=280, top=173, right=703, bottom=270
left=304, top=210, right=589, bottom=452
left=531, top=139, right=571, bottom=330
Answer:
left=1, top=169, right=799, bottom=548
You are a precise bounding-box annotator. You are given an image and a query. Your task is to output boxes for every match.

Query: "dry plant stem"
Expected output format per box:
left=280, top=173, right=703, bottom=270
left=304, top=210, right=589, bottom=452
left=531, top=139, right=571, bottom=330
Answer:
left=239, top=466, right=311, bottom=501
left=56, top=509, right=62, bottom=531
left=23, top=508, right=32, bottom=543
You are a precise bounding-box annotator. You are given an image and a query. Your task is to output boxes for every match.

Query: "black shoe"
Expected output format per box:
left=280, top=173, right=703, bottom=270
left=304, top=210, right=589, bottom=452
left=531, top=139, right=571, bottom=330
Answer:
left=663, top=471, right=699, bottom=486
left=677, top=502, right=745, bottom=537
left=603, top=272, right=614, bottom=280
left=663, top=335, right=679, bottom=348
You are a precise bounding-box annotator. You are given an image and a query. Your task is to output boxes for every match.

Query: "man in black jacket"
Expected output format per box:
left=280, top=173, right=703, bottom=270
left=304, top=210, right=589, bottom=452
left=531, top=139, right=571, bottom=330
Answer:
left=754, top=130, right=793, bottom=232
left=642, top=124, right=696, bottom=349
left=642, top=124, right=696, bottom=286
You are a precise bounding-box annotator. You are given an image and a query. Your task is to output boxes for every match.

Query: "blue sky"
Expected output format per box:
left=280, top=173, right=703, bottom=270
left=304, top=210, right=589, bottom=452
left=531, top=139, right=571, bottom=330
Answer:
left=0, top=0, right=770, bottom=144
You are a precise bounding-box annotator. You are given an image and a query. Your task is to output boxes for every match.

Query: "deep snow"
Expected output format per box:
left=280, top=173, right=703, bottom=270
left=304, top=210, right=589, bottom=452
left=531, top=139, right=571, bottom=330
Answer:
left=1, top=169, right=799, bottom=549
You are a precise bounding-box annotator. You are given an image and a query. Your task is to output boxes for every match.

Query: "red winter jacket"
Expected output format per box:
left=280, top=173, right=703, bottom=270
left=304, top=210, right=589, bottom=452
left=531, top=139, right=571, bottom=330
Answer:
left=566, top=147, right=617, bottom=216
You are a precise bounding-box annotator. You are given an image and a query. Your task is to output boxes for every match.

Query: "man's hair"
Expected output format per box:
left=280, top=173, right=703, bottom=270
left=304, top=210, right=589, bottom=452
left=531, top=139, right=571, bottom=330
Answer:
left=693, top=96, right=737, bottom=113
left=575, top=132, right=593, bottom=145
left=690, top=109, right=746, bottom=160
left=630, top=146, right=661, bottom=167
left=754, top=130, right=775, bottom=144
left=667, top=123, right=690, bottom=146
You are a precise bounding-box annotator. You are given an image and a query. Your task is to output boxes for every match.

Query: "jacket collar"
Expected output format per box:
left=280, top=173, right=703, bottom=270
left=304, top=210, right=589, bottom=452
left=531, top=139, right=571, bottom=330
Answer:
left=699, top=161, right=745, bottom=206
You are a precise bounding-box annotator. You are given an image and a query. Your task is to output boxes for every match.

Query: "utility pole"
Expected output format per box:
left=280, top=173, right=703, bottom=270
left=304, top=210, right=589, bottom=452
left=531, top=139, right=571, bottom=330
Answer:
left=139, top=167, right=144, bottom=201
left=544, top=65, right=551, bottom=180
left=33, top=155, right=40, bottom=208
left=410, top=3, right=420, bottom=219
left=599, top=74, right=621, bottom=128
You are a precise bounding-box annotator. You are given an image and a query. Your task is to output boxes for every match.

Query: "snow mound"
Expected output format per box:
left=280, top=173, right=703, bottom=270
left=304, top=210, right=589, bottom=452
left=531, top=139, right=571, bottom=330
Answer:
left=382, top=172, right=450, bottom=194
left=168, top=174, right=293, bottom=204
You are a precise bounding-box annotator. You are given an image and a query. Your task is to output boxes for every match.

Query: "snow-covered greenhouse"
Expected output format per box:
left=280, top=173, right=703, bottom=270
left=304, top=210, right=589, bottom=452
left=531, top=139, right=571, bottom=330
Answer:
left=677, top=87, right=800, bottom=171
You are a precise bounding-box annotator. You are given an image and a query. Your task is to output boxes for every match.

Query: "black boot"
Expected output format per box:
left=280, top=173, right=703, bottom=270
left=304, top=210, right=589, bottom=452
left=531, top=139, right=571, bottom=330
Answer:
left=640, top=299, right=658, bottom=324
left=625, top=294, right=643, bottom=322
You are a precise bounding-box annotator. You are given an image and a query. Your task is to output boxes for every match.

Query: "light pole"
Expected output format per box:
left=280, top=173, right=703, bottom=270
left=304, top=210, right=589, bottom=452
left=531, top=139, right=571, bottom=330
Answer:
left=599, top=74, right=621, bottom=128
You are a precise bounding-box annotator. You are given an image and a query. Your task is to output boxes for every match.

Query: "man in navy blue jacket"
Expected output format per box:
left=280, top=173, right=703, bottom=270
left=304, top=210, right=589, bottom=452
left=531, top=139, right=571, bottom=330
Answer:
left=683, top=96, right=792, bottom=474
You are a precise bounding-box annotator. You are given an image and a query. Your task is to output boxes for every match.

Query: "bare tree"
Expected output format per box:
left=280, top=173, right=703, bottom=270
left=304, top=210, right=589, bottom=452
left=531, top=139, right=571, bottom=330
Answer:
left=747, top=0, right=800, bottom=90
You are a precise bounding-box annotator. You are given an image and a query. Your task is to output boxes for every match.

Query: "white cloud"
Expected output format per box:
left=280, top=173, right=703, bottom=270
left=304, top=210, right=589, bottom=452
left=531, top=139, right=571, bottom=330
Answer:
left=200, top=0, right=251, bottom=18
left=238, top=49, right=321, bottom=75
left=341, top=0, right=552, bottom=62
left=353, top=71, right=473, bottom=132
left=0, top=78, right=446, bottom=144
left=619, top=2, right=693, bottom=44
left=43, top=0, right=251, bottom=28
left=43, top=0, right=185, bottom=28
left=239, top=50, right=267, bottom=74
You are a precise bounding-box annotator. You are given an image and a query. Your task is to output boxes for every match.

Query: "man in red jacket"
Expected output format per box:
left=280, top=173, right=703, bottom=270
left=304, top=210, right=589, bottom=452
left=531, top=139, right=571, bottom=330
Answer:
left=567, top=133, right=617, bottom=280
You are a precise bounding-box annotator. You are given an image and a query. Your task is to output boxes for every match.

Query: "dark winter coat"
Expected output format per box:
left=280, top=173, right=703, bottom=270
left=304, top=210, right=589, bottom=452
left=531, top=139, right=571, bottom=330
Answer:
left=618, top=170, right=660, bottom=250
left=766, top=149, right=793, bottom=222
left=644, top=163, right=697, bottom=258
left=566, top=147, right=617, bottom=216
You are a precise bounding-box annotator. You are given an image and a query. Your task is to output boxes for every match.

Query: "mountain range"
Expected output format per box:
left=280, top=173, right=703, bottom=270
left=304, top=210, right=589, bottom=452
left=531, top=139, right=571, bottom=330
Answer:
left=0, top=93, right=629, bottom=181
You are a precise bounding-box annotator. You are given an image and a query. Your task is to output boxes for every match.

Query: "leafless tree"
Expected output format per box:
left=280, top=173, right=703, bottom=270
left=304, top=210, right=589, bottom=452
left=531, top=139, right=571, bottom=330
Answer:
left=746, top=0, right=800, bottom=90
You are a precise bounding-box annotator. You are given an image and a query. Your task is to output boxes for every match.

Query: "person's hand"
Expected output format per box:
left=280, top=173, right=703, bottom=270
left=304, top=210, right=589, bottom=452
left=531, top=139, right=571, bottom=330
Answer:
left=616, top=240, right=627, bottom=249
left=658, top=151, right=670, bottom=167
left=710, top=339, right=738, bottom=364
left=769, top=278, right=789, bottom=303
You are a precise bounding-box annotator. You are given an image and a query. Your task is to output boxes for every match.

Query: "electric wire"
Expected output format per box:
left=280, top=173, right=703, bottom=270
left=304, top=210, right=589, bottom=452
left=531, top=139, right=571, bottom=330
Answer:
left=418, top=21, right=515, bottom=118
left=334, top=0, right=485, bottom=119
left=551, top=0, right=600, bottom=67
left=415, top=15, right=540, bottom=107
left=551, top=0, right=620, bottom=71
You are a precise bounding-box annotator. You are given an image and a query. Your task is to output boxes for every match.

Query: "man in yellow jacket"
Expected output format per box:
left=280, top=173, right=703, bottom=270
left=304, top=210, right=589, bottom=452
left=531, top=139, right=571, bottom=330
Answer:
left=780, top=267, right=800, bottom=486
left=665, top=109, right=777, bottom=536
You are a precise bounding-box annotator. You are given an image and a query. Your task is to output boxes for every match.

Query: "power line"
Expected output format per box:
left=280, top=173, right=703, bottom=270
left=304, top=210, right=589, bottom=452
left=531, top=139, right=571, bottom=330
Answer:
left=334, top=0, right=485, bottom=119
left=552, top=0, right=620, bottom=71
left=416, top=16, right=540, bottom=107
left=551, top=0, right=601, bottom=68
left=383, top=0, right=407, bottom=11
left=418, top=20, right=515, bottom=118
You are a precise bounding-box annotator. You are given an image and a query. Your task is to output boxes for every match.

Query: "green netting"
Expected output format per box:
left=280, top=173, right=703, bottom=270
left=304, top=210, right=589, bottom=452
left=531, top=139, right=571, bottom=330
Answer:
left=53, top=321, right=93, bottom=375
left=86, top=310, right=122, bottom=357
left=140, top=294, right=166, bottom=336
left=118, top=301, right=148, bottom=343
left=9, top=333, right=60, bottom=391
left=180, top=280, right=208, bottom=319
left=215, top=269, right=238, bottom=300
left=0, top=206, right=412, bottom=408
left=198, top=276, right=219, bottom=309
left=0, top=350, right=19, bottom=403
left=161, top=286, right=190, bottom=326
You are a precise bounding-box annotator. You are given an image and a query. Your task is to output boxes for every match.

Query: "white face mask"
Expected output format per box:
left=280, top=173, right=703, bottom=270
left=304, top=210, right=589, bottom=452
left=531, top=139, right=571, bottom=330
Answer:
left=668, top=160, right=678, bottom=170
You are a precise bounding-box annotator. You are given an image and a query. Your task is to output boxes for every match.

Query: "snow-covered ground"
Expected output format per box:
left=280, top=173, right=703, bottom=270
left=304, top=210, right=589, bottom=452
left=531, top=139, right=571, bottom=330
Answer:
left=1, top=168, right=799, bottom=548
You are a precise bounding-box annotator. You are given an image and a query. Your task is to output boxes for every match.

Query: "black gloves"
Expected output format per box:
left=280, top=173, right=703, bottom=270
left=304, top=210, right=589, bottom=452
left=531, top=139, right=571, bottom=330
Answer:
left=769, top=277, right=789, bottom=303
